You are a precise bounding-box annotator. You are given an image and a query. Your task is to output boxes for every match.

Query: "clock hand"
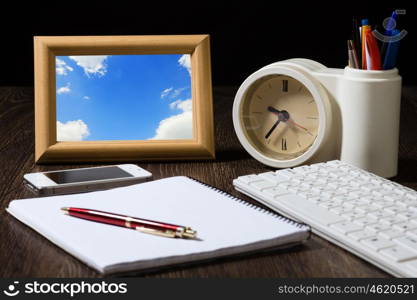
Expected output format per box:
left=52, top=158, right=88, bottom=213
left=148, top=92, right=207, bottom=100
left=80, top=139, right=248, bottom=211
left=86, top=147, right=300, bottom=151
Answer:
left=267, top=106, right=281, bottom=114
left=287, top=118, right=313, bottom=136
left=267, top=107, right=290, bottom=121
left=287, top=118, right=307, bottom=131
left=265, top=119, right=281, bottom=139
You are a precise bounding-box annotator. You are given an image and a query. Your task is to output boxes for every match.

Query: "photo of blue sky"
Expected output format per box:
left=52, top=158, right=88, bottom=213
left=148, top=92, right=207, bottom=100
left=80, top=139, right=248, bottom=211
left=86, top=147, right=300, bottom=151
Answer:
left=55, top=54, right=192, bottom=141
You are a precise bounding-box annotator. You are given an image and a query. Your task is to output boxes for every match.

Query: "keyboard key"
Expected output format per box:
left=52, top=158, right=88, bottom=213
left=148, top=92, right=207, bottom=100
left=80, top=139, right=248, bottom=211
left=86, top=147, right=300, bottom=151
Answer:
left=348, top=230, right=375, bottom=241
left=372, top=200, right=394, bottom=209
left=341, top=211, right=365, bottom=220
left=361, top=237, right=395, bottom=251
left=330, top=207, right=353, bottom=215
left=379, top=229, right=404, bottom=240
left=263, top=187, right=291, bottom=198
left=250, top=180, right=276, bottom=191
left=384, top=194, right=404, bottom=202
left=275, top=169, right=297, bottom=179
left=353, top=217, right=378, bottom=227
left=385, top=206, right=408, bottom=214
left=258, top=172, right=289, bottom=184
left=368, top=210, right=393, bottom=219
left=270, top=194, right=345, bottom=226
left=406, top=229, right=417, bottom=239
left=366, top=223, right=391, bottom=233
left=405, top=260, right=417, bottom=273
left=410, top=206, right=417, bottom=212
left=380, top=215, right=407, bottom=225
left=331, top=221, right=362, bottom=234
left=397, top=211, right=417, bottom=220
left=236, top=175, right=261, bottom=185
left=319, top=200, right=343, bottom=209
left=393, top=222, right=417, bottom=232
left=297, top=191, right=320, bottom=199
left=400, top=198, right=417, bottom=207
left=380, top=246, right=417, bottom=262
left=394, top=236, right=417, bottom=251
left=355, top=205, right=380, bottom=214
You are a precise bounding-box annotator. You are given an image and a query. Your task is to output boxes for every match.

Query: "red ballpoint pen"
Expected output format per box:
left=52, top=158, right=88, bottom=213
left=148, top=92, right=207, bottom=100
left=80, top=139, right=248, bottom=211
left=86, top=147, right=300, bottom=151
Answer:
left=61, top=207, right=197, bottom=239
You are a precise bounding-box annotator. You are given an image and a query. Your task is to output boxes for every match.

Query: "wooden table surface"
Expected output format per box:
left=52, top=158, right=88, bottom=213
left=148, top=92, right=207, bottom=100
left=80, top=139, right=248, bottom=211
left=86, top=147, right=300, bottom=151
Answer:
left=1, top=86, right=416, bottom=278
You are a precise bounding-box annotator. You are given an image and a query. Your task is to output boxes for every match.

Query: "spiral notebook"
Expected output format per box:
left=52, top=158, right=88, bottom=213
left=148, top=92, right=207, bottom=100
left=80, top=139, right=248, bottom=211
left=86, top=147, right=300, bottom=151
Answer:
left=7, top=176, right=310, bottom=275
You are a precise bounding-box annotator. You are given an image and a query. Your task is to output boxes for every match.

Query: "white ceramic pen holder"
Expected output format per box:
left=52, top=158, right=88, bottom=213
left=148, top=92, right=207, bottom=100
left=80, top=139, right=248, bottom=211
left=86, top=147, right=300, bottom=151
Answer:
left=311, top=63, right=402, bottom=178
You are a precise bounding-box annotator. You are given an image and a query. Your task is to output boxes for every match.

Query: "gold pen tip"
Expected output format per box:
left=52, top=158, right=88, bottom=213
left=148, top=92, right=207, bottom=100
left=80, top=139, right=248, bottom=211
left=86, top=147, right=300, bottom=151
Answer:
left=61, top=207, right=69, bottom=214
left=183, top=228, right=197, bottom=239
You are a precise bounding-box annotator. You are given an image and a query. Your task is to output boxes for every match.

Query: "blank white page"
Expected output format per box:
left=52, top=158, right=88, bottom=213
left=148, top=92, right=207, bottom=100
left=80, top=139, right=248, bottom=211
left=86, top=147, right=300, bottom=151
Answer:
left=7, top=176, right=309, bottom=274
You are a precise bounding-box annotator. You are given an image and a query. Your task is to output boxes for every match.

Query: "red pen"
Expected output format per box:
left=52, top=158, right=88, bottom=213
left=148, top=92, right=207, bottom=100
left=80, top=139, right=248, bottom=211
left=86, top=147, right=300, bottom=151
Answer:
left=61, top=207, right=197, bottom=239
left=365, top=29, right=382, bottom=70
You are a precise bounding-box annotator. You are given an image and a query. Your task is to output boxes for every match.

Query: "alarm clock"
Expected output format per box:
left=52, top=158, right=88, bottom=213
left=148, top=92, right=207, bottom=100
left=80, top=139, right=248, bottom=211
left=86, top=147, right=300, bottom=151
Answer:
left=232, top=58, right=402, bottom=177
left=233, top=59, right=333, bottom=168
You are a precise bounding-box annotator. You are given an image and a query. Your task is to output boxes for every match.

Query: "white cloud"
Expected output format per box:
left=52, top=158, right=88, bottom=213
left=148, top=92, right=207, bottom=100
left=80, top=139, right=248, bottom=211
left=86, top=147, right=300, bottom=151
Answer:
left=171, top=87, right=187, bottom=99
left=169, top=99, right=192, bottom=112
left=83, top=96, right=90, bottom=100
left=151, top=111, right=193, bottom=140
left=57, top=83, right=71, bottom=94
left=152, top=98, right=193, bottom=140
left=56, top=58, right=73, bottom=75
left=69, top=55, right=109, bottom=77
left=161, top=87, right=187, bottom=99
left=178, top=54, right=191, bottom=75
left=161, top=87, right=173, bottom=99
left=57, top=120, right=90, bottom=141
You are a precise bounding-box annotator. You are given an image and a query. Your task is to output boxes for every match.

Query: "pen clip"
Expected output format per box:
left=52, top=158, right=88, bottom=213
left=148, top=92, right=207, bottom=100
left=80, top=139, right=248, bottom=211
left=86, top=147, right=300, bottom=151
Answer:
left=135, top=226, right=176, bottom=238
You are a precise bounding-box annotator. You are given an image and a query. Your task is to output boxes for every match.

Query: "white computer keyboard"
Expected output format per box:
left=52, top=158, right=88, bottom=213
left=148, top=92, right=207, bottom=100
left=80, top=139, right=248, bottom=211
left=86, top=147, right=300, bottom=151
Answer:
left=233, top=160, right=417, bottom=277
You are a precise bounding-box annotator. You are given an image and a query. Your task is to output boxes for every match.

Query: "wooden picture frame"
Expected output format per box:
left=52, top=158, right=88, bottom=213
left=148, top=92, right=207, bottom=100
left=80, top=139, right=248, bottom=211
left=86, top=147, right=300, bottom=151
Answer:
left=34, top=35, right=215, bottom=163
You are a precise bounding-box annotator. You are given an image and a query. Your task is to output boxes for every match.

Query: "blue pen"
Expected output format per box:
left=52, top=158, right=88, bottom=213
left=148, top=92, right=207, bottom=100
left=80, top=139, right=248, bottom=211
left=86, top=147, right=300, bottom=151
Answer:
left=381, top=11, right=398, bottom=59
left=385, top=11, right=398, bottom=35
left=382, top=29, right=400, bottom=70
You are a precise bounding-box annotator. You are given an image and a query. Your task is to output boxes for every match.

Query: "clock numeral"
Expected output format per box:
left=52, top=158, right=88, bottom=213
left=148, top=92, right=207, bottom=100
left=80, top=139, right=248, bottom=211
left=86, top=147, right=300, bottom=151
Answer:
left=282, top=80, right=288, bottom=92
left=297, top=141, right=302, bottom=148
left=256, top=95, right=263, bottom=100
left=266, top=139, right=271, bottom=145
left=306, top=116, right=318, bottom=120
left=308, top=99, right=315, bottom=104
left=281, top=138, right=287, bottom=151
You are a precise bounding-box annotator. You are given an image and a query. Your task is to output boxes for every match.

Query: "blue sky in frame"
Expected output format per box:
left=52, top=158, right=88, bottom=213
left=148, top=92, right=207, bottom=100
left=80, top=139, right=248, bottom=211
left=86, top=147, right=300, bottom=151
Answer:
left=55, top=54, right=192, bottom=141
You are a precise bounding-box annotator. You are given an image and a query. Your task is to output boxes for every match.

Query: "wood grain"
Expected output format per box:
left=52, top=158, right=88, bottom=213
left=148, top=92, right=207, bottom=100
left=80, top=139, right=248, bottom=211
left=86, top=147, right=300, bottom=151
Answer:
left=0, top=86, right=416, bottom=277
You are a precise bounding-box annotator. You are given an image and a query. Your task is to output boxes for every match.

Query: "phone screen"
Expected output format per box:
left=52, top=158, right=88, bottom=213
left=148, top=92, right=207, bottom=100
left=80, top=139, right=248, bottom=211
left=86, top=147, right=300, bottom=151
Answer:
left=44, top=166, right=133, bottom=184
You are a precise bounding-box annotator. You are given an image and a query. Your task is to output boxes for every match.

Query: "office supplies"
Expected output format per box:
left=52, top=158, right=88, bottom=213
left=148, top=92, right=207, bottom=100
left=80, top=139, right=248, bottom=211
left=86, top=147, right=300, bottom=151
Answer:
left=364, top=29, right=382, bottom=70
left=347, top=40, right=359, bottom=69
left=7, top=176, right=309, bottom=275
left=24, top=164, right=152, bottom=196
left=233, top=160, right=417, bottom=277
left=233, top=58, right=401, bottom=177
left=352, top=18, right=362, bottom=64
left=383, top=29, right=401, bottom=70
left=361, top=19, right=370, bottom=69
left=61, top=207, right=197, bottom=239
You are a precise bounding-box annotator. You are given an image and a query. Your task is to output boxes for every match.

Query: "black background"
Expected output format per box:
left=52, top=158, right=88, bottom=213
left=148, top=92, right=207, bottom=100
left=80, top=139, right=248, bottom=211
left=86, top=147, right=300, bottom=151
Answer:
left=1, top=1, right=415, bottom=86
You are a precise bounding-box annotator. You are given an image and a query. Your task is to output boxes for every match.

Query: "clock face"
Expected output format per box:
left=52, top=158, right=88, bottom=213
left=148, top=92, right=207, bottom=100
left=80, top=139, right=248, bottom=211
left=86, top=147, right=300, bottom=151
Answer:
left=240, top=75, right=319, bottom=161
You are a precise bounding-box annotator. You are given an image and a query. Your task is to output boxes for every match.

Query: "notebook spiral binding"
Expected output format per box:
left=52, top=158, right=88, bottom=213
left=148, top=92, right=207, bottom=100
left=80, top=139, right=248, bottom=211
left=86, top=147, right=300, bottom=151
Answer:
left=187, top=177, right=310, bottom=230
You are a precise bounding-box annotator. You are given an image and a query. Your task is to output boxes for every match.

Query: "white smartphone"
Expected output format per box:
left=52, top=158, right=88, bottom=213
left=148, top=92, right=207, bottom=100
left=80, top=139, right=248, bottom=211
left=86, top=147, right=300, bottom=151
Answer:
left=23, top=164, right=152, bottom=196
